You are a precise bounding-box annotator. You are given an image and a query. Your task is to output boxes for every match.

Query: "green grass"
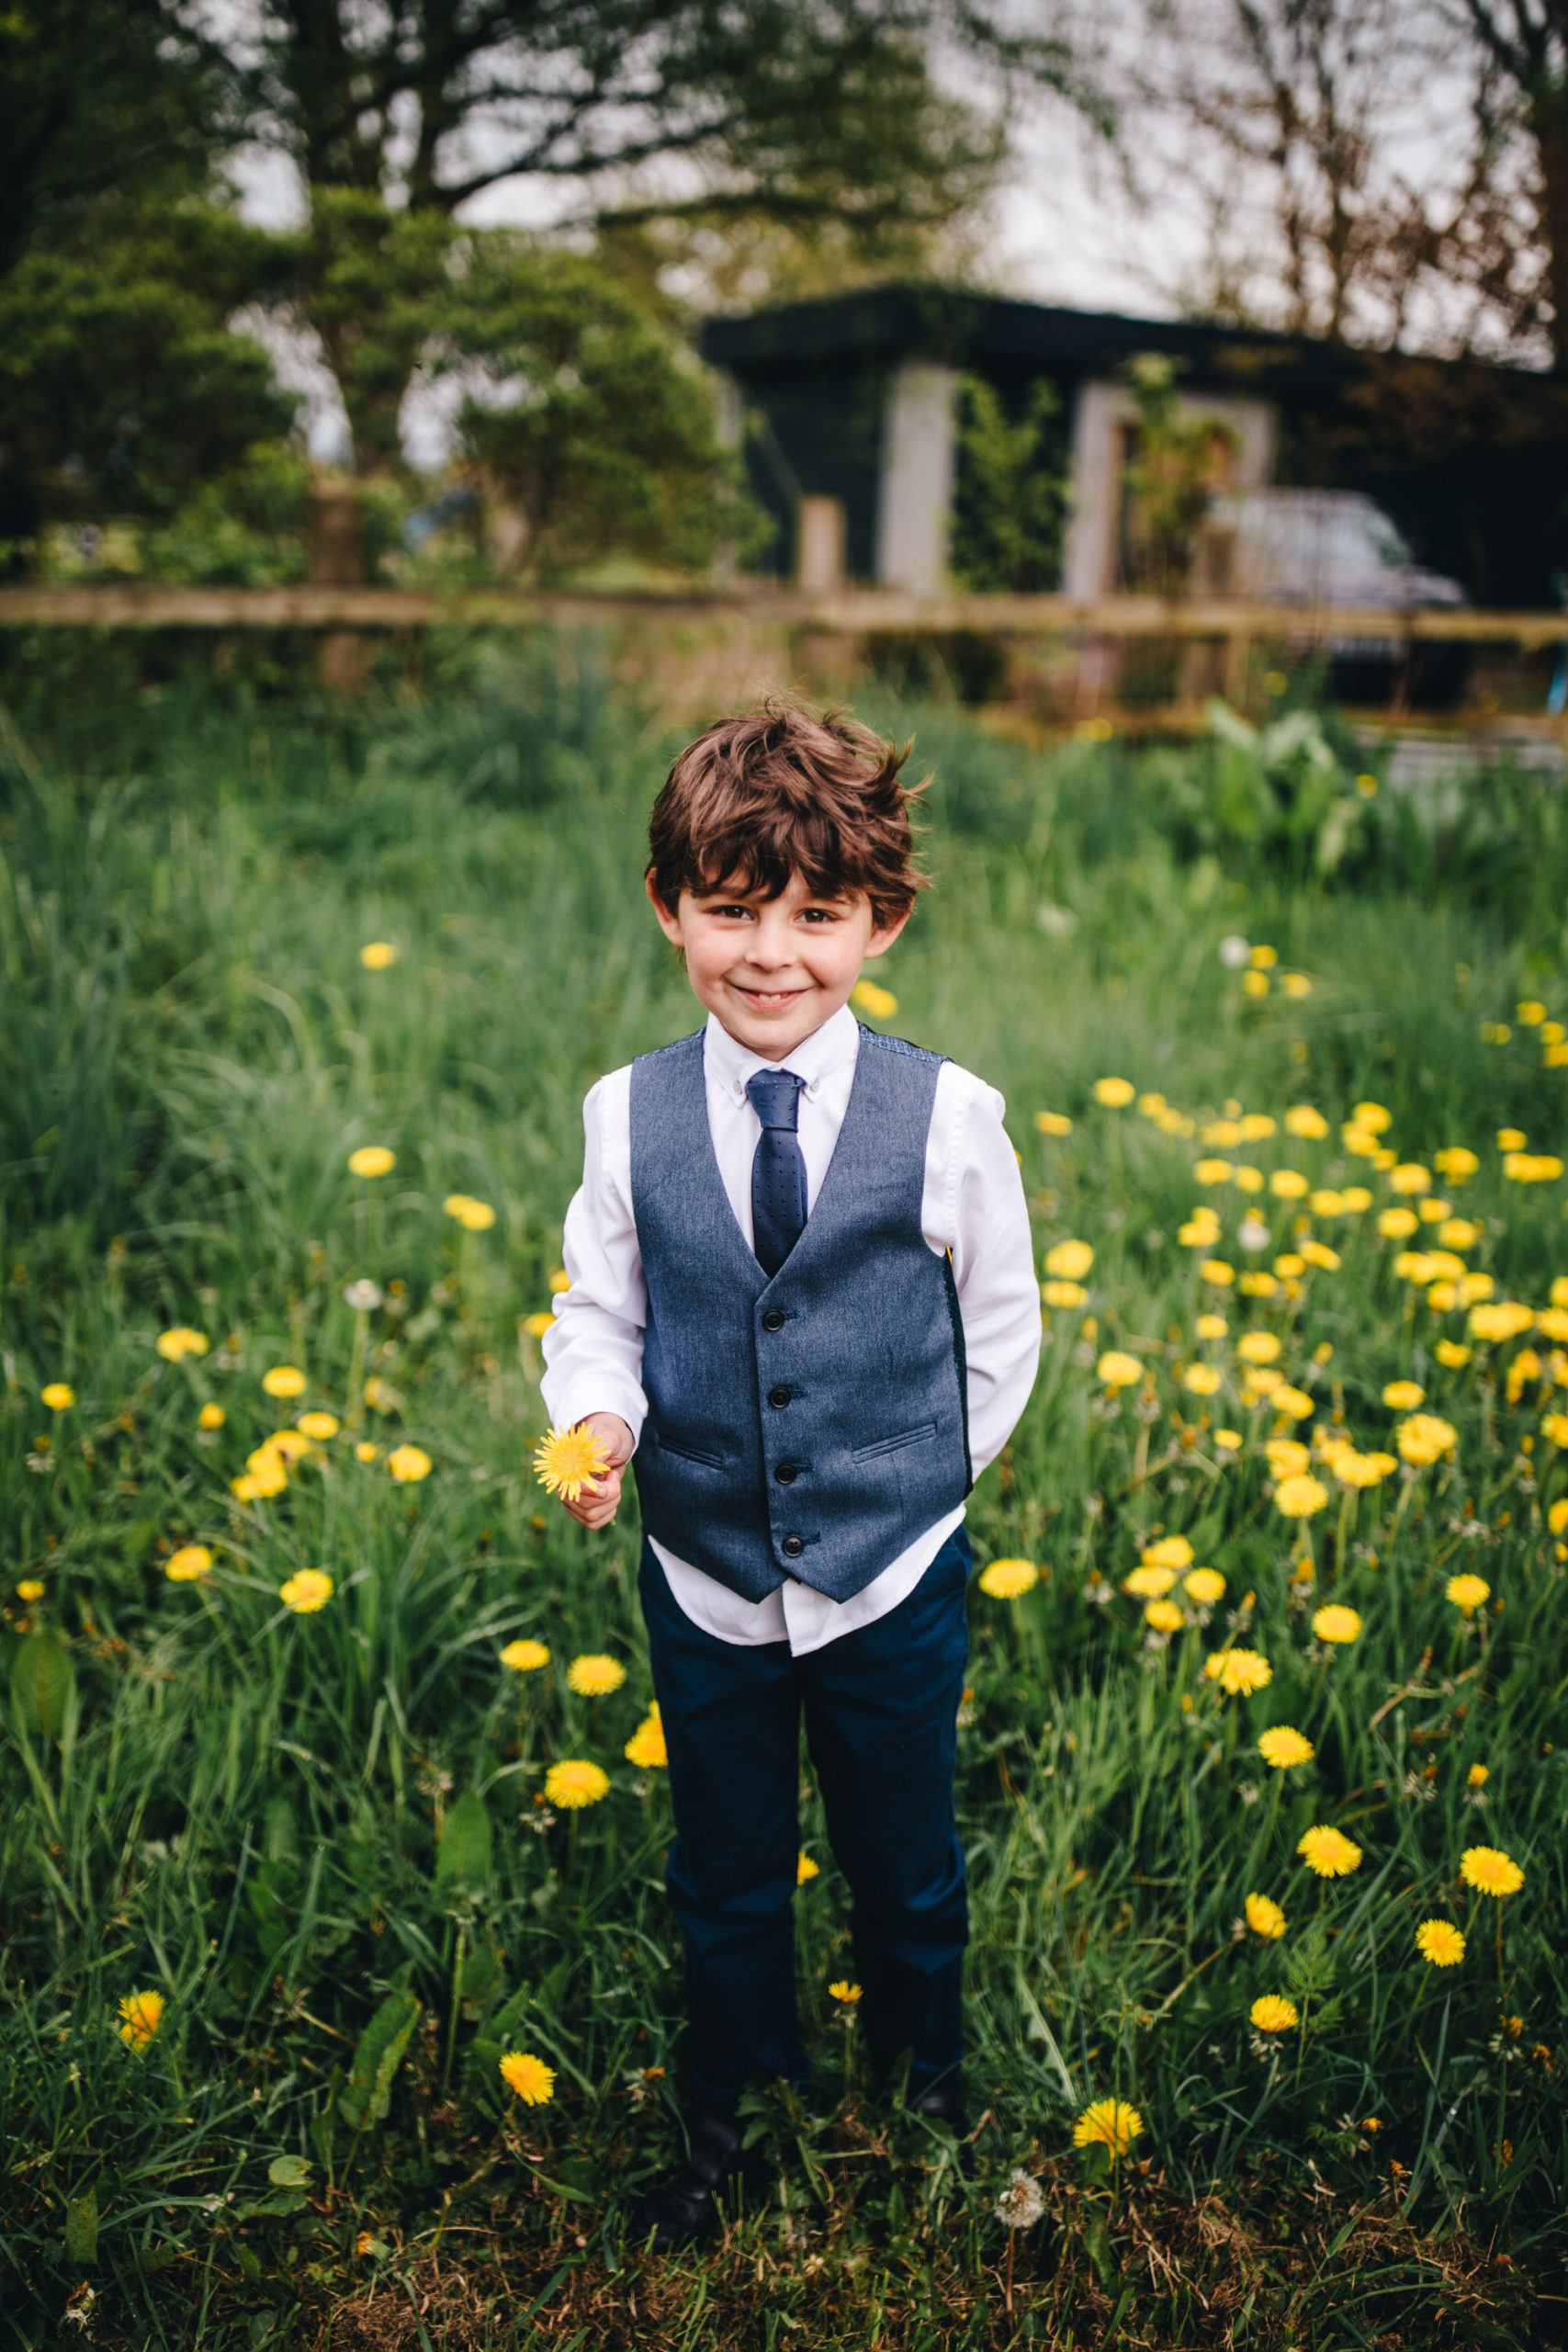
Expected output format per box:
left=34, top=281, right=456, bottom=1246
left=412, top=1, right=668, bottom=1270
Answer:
left=2, top=646, right=1566, bottom=2348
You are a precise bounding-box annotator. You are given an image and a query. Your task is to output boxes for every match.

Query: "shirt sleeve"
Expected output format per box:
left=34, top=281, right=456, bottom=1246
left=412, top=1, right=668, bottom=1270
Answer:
left=924, top=1063, right=1042, bottom=1480
left=539, top=1067, right=649, bottom=1444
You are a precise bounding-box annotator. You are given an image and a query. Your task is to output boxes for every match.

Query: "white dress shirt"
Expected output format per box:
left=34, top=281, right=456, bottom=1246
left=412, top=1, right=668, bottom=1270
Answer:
left=541, top=1003, right=1041, bottom=1657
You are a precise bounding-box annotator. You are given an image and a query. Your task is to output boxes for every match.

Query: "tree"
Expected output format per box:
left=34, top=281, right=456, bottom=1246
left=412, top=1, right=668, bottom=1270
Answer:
left=197, top=1, right=1100, bottom=469
left=431, top=237, right=758, bottom=579
left=1456, top=2, right=1568, bottom=367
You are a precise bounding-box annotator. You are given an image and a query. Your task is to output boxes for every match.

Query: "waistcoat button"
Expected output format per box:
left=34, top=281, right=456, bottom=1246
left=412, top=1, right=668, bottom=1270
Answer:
left=768, top=1385, right=791, bottom=1408
left=761, top=1307, right=785, bottom=1332
left=774, top=1462, right=798, bottom=1484
left=782, top=1534, right=805, bottom=1558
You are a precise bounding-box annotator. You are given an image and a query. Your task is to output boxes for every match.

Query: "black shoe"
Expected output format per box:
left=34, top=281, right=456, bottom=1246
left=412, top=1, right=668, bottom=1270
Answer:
left=627, top=2102, right=757, bottom=2254
left=908, top=2066, right=966, bottom=2133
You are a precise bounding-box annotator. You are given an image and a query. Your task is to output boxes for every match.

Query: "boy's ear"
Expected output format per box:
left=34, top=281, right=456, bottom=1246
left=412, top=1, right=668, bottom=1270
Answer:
left=645, top=869, right=685, bottom=945
left=863, top=906, right=913, bottom=959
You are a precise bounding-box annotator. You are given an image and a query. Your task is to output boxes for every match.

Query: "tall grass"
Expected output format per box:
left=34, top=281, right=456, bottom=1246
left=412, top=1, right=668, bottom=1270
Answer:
left=1, top=648, right=1565, bottom=2348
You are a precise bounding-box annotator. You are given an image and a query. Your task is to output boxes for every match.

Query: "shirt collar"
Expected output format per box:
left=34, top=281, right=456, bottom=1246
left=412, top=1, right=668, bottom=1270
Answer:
left=704, top=1001, right=862, bottom=1103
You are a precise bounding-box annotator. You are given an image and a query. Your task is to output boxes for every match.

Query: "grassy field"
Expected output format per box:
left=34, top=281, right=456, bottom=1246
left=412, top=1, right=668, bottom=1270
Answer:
left=2, top=641, right=1566, bottom=2349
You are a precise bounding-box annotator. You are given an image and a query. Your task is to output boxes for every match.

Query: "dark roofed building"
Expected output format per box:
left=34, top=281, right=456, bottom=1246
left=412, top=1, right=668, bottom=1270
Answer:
left=699, top=286, right=1568, bottom=609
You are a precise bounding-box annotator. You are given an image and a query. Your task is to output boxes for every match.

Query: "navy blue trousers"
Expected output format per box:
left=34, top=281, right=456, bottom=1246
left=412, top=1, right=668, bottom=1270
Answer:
left=637, top=1527, right=971, bottom=2113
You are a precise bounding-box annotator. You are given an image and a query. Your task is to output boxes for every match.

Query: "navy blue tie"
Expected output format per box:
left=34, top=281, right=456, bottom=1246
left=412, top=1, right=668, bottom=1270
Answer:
left=746, top=1068, right=807, bottom=1279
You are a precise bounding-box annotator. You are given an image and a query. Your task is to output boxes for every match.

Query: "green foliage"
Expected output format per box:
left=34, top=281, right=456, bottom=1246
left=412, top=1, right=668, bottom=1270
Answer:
left=0, top=205, right=297, bottom=547
left=949, top=372, right=1068, bottom=592
left=0, top=659, right=1565, bottom=2346
left=1119, top=353, right=1241, bottom=594
left=435, top=238, right=761, bottom=581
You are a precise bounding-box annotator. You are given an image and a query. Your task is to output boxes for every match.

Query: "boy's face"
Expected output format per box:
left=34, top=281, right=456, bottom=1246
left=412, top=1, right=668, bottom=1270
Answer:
left=647, top=871, right=908, bottom=1061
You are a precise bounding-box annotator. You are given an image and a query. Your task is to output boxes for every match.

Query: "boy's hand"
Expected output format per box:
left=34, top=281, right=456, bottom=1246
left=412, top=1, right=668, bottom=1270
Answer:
left=561, top=1412, right=635, bottom=1529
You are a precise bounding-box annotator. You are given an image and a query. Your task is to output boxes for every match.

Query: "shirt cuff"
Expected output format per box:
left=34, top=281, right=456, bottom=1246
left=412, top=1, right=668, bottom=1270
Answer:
left=540, top=1375, right=647, bottom=1451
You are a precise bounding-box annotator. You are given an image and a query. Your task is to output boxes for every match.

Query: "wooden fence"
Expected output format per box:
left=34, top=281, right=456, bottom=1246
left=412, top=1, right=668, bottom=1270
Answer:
left=0, top=583, right=1563, bottom=646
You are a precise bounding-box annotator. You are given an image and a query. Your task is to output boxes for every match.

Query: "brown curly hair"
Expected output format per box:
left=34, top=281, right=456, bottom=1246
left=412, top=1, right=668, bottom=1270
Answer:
left=647, top=702, right=929, bottom=930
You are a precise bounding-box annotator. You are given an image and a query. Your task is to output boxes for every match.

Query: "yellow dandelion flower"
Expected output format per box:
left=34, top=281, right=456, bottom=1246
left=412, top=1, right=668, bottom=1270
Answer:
left=1435, top=1340, right=1472, bottom=1370
left=1398, top=1413, right=1458, bottom=1466
left=262, top=1364, right=307, bottom=1399
left=1258, top=1725, right=1314, bottom=1769
left=348, top=1146, right=396, bottom=1178
left=1072, top=2098, right=1144, bottom=2156
left=829, top=1980, right=863, bottom=2002
left=1043, top=1278, right=1087, bottom=1307
left=1213, top=1428, right=1243, bottom=1451
left=1145, top=1599, right=1184, bottom=1632
left=118, top=1989, right=165, bottom=2048
left=1097, top=1350, right=1143, bottom=1388
left=1469, top=1302, right=1534, bottom=1343
left=1353, top=1102, right=1392, bottom=1133
left=1246, top=1893, right=1287, bottom=1939
left=1204, top=1648, right=1272, bottom=1696
left=797, top=1852, right=820, bottom=1883
left=534, top=1421, right=610, bottom=1502
left=1382, top=1380, right=1425, bottom=1410
left=1268, top=1438, right=1310, bottom=1479
left=522, top=1311, right=555, bottom=1338
left=156, top=1328, right=209, bottom=1362
left=444, top=1193, right=497, bottom=1232
left=1446, top=1573, right=1490, bottom=1614
left=1297, top=1825, right=1362, bottom=1878
left=1034, top=1111, right=1073, bottom=1136
left=1459, top=1845, right=1523, bottom=1896
left=1542, top=1411, right=1568, bottom=1448
left=1123, top=1565, right=1178, bottom=1599
left=1185, top=1568, right=1225, bottom=1604
left=355, top=1441, right=378, bottom=1463
left=387, top=1443, right=433, bottom=1484
left=499, top=2050, right=556, bottom=2104
left=567, top=1653, right=626, bottom=1697
left=1196, top=1314, right=1228, bottom=1340
left=1044, top=1239, right=1094, bottom=1280
left=1379, top=1207, right=1419, bottom=1239
left=1250, top=1995, right=1299, bottom=2032
left=279, top=1569, right=333, bottom=1614
left=1236, top=1332, right=1280, bottom=1366
left=231, top=1454, right=288, bottom=1501
left=1313, top=1605, right=1362, bottom=1645
left=544, top=1759, right=609, bottom=1808
left=1272, top=1385, right=1314, bottom=1420
left=16, top=1578, right=45, bottom=1601
left=1195, top=1158, right=1234, bottom=1185
left=979, top=1557, right=1039, bottom=1599
left=851, top=980, right=897, bottom=1020
left=1243, top=969, right=1269, bottom=998
left=360, top=942, right=399, bottom=969
left=198, top=1402, right=226, bottom=1430
left=1435, top=1147, right=1478, bottom=1182
left=1093, top=1077, right=1135, bottom=1107
left=1143, top=1535, right=1194, bottom=1570
left=1468, top=1760, right=1489, bottom=1788
left=1275, top=1474, right=1328, bottom=1520
left=41, top=1382, right=74, bottom=1410
left=624, top=1706, right=667, bottom=1769
left=1416, top=1919, right=1465, bottom=1966
left=1270, top=1169, right=1310, bottom=1199
left=1286, top=1105, right=1328, bottom=1138
left=501, top=1637, right=550, bottom=1672
left=1389, top=1163, right=1432, bottom=1195
left=1183, top=1363, right=1223, bottom=1396
left=1201, top=1259, right=1235, bottom=1286
left=165, top=1544, right=212, bottom=1582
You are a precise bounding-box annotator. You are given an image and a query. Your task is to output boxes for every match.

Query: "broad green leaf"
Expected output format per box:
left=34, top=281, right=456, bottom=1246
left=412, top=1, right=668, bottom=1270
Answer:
left=64, top=2185, right=97, bottom=2266
left=10, top=1634, right=75, bottom=1738
left=432, top=1788, right=491, bottom=1904
left=266, top=2154, right=311, bottom=2188
left=336, top=1989, right=421, bottom=2133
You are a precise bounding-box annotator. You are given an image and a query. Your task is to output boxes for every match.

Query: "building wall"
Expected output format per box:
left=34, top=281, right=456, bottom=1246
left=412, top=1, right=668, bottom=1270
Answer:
left=1062, top=381, right=1278, bottom=599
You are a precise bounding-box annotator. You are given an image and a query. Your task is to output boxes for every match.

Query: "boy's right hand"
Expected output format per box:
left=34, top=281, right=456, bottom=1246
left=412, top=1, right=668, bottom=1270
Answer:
left=561, top=1412, right=636, bottom=1530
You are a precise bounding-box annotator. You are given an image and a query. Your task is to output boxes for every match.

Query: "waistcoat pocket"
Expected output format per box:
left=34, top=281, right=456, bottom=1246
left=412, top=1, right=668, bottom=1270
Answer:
left=655, top=1431, right=726, bottom=1470
left=850, top=1419, right=937, bottom=1464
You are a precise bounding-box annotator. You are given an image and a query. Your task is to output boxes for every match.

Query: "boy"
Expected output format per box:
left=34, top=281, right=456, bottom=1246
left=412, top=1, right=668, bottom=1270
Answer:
left=541, top=703, right=1040, bottom=2248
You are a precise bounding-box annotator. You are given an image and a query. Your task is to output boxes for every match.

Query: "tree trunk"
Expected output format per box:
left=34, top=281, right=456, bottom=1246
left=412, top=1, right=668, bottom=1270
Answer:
left=1529, top=79, right=1568, bottom=371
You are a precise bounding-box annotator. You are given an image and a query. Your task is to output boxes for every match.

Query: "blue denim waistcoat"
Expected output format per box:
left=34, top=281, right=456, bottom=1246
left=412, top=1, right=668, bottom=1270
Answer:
left=628, top=1023, right=971, bottom=1603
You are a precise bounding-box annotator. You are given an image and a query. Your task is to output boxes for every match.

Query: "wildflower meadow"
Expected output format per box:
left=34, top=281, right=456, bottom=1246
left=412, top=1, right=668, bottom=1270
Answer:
left=2, top=646, right=1565, bottom=2348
